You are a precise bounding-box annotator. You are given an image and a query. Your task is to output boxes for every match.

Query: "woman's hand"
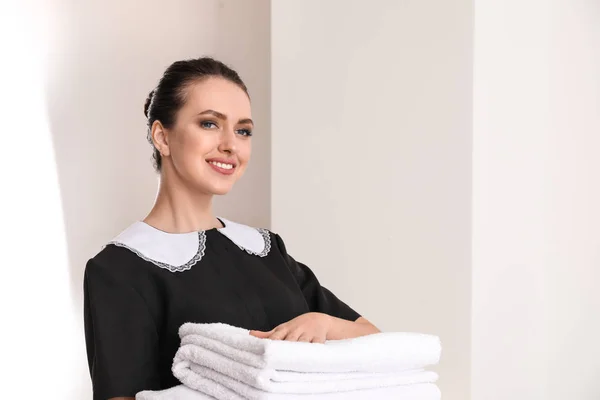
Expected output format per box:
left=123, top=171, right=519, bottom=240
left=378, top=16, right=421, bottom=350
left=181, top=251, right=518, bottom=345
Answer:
left=249, top=313, right=380, bottom=343
left=249, top=312, right=332, bottom=343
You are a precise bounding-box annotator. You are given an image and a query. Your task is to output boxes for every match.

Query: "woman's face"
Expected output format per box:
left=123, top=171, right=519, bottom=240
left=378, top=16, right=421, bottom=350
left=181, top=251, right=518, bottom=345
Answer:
left=160, top=77, right=253, bottom=195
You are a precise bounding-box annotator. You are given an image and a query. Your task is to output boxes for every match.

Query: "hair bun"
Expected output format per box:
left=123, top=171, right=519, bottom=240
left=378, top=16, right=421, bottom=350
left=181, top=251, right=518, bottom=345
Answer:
left=144, top=89, right=155, bottom=118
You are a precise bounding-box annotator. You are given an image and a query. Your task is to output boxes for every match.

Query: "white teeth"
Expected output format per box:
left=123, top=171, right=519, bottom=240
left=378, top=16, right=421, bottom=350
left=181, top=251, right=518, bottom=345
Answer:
left=209, top=161, right=234, bottom=170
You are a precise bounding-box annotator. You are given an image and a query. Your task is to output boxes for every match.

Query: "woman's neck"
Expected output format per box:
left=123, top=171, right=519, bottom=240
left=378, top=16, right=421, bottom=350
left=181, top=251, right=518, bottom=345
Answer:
left=143, top=174, right=222, bottom=234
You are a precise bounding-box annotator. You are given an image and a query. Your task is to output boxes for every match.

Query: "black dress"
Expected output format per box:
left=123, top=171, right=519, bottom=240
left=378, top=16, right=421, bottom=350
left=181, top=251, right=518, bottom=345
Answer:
left=83, top=218, right=360, bottom=400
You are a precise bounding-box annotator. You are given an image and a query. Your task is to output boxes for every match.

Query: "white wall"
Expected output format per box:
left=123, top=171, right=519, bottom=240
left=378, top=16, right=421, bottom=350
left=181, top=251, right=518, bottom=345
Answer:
left=271, top=1, right=473, bottom=399
left=471, top=1, right=550, bottom=398
left=546, top=2, right=600, bottom=398
left=472, top=1, right=600, bottom=399
left=0, top=1, right=83, bottom=398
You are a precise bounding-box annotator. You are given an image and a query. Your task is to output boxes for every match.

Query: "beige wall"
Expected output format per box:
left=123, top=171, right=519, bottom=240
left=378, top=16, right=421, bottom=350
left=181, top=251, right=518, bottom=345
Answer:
left=271, top=1, right=473, bottom=399
left=472, top=0, right=600, bottom=399
left=213, top=0, right=271, bottom=228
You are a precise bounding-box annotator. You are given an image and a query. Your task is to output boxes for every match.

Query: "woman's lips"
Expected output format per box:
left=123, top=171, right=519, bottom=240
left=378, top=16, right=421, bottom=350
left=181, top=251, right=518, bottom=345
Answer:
left=206, top=159, right=236, bottom=175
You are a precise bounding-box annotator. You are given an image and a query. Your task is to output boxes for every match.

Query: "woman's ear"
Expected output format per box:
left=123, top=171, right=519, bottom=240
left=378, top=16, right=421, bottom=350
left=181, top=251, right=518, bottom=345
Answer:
left=151, top=120, right=170, bottom=157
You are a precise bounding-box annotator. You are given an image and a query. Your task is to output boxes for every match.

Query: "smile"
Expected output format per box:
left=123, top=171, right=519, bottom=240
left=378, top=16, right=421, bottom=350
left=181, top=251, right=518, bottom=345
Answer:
left=206, top=159, right=237, bottom=176
left=208, top=161, right=234, bottom=170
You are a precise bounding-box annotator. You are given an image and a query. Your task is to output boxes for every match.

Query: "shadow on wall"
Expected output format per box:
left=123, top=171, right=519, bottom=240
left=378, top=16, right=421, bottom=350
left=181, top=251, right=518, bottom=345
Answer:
left=43, top=0, right=220, bottom=397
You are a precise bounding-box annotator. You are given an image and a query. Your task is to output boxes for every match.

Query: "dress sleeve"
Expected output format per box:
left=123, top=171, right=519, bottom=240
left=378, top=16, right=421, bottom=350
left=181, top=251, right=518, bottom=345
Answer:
left=274, top=234, right=361, bottom=322
left=84, top=257, right=161, bottom=400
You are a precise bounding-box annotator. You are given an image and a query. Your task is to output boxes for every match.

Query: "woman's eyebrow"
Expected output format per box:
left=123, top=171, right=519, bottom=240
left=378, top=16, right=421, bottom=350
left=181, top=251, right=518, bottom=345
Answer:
left=198, top=109, right=253, bottom=126
left=238, top=118, right=254, bottom=126
left=197, top=109, right=227, bottom=119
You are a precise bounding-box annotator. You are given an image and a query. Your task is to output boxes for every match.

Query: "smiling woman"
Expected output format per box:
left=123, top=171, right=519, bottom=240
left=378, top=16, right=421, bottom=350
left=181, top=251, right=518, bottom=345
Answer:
left=83, top=57, right=379, bottom=400
left=142, top=60, right=253, bottom=198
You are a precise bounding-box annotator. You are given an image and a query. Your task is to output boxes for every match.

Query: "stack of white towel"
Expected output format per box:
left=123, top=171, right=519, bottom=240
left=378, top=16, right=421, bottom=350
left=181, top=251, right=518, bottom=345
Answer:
left=137, top=323, right=442, bottom=400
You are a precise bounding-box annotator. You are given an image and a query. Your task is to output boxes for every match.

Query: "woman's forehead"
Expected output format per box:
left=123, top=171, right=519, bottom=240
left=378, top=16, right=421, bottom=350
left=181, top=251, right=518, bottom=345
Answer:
left=181, top=78, right=251, bottom=118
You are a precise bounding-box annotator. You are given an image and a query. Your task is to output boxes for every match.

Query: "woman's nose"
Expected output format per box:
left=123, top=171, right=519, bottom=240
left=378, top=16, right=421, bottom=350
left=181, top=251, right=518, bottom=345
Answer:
left=218, top=128, right=237, bottom=154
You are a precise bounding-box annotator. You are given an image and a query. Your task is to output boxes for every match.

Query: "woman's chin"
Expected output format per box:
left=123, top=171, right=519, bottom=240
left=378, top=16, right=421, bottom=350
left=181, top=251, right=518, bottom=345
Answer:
left=189, top=170, right=241, bottom=195
left=205, top=182, right=235, bottom=196
left=211, top=188, right=232, bottom=196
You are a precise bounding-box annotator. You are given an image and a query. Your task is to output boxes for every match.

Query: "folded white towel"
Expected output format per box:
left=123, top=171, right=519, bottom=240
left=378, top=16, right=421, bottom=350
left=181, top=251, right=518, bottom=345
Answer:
left=137, top=384, right=215, bottom=400
left=137, top=383, right=441, bottom=400
left=178, top=323, right=441, bottom=373
left=173, top=341, right=438, bottom=394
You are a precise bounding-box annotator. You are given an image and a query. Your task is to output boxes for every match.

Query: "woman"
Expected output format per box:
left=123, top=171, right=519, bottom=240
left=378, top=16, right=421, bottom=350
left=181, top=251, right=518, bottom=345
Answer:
left=83, top=57, right=379, bottom=400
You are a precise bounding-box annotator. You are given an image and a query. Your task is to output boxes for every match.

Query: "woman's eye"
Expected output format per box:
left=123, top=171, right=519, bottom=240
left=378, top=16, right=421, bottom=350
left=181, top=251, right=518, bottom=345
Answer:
left=200, top=121, right=217, bottom=129
left=237, top=129, right=253, bottom=137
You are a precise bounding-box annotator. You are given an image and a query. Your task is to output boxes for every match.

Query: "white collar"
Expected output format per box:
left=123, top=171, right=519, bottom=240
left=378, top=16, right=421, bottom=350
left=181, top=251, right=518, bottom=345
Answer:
left=107, top=218, right=271, bottom=273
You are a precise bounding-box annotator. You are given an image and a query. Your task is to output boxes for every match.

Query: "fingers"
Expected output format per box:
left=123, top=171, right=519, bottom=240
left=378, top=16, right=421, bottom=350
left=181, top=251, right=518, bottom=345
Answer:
left=265, top=327, right=311, bottom=342
left=283, top=330, right=300, bottom=342
left=298, top=334, right=312, bottom=343
left=249, top=330, right=272, bottom=338
left=268, top=326, right=288, bottom=341
left=251, top=319, right=326, bottom=344
left=311, top=335, right=326, bottom=344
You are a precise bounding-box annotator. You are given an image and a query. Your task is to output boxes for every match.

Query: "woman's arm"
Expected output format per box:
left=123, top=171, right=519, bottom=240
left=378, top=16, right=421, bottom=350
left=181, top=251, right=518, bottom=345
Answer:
left=250, top=313, right=380, bottom=342
left=84, top=258, right=161, bottom=399
left=265, top=233, right=379, bottom=342
left=326, top=316, right=380, bottom=340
